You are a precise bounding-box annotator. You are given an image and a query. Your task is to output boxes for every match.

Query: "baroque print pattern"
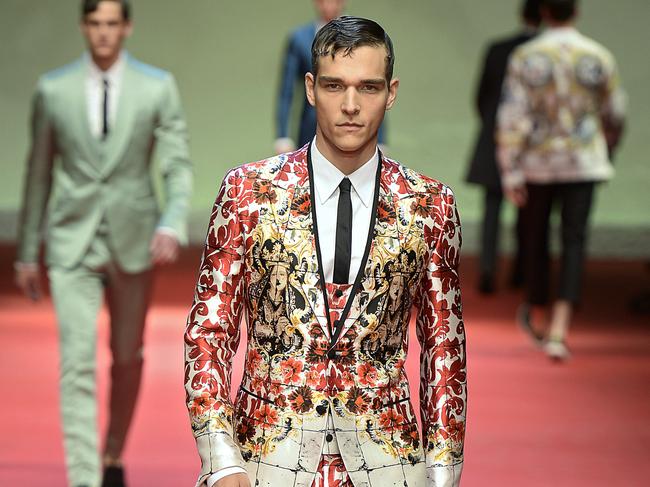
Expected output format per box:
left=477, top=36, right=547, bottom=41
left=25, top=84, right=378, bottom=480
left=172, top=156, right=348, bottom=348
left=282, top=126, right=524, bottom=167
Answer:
left=185, top=145, right=466, bottom=486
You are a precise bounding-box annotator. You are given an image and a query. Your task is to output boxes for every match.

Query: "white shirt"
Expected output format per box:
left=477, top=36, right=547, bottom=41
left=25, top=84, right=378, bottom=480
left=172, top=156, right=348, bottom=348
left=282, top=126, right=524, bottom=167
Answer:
left=85, top=51, right=125, bottom=138
left=206, top=139, right=378, bottom=486
left=311, top=137, right=378, bottom=284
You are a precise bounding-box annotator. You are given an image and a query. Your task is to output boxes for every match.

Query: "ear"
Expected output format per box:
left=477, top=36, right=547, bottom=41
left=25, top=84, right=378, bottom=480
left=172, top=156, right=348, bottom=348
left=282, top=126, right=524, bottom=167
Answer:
left=385, top=78, right=399, bottom=111
left=305, top=72, right=316, bottom=107
left=124, top=20, right=133, bottom=38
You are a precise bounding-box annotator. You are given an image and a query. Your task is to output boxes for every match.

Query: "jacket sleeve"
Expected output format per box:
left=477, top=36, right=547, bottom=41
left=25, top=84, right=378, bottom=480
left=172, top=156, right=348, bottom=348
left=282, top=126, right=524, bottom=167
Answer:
left=17, top=79, right=57, bottom=264
left=154, top=73, right=193, bottom=243
left=184, top=169, right=247, bottom=486
left=475, top=45, right=496, bottom=119
left=415, top=186, right=466, bottom=487
left=276, top=32, right=301, bottom=140
left=600, top=54, right=627, bottom=159
left=496, top=49, right=531, bottom=190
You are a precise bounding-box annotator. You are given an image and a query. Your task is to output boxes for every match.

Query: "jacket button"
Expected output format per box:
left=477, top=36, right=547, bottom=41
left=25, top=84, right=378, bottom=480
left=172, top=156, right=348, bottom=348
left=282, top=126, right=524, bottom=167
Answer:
left=316, top=404, right=328, bottom=416
left=327, top=349, right=338, bottom=359
left=334, top=289, right=343, bottom=298
left=326, top=433, right=334, bottom=442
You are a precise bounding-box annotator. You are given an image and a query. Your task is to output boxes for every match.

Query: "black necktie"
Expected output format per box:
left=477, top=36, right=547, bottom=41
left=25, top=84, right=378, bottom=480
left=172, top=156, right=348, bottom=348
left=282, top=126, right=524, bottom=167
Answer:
left=333, top=178, right=352, bottom=284
left=102, top=78, right=109, bottom=139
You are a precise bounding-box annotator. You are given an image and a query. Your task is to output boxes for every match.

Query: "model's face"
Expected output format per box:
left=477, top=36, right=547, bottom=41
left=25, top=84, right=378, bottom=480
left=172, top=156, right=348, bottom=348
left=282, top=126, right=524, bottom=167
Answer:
left=80, top=1, right=131, bottom=61
left=305, top=45, right=398, bottom=156
left=314, top=0, right=346, bottom=23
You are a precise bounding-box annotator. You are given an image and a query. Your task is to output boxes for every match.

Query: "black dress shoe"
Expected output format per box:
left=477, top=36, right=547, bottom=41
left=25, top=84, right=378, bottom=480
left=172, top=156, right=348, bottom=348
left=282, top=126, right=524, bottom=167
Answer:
left=478, top=273, right=495, bottom=294
left=102, top=465, right=126, bottom=487
left=516, top=303, right=545, bottom=348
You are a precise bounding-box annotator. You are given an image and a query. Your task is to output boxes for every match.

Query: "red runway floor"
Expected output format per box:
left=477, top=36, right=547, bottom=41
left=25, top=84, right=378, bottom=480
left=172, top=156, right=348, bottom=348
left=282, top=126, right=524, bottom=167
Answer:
left=1, top=246, right=649, bottom=486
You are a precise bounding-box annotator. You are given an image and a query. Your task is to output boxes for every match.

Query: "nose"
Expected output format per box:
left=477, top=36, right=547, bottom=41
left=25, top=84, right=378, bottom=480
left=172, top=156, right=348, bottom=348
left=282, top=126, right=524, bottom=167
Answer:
left=341, top=88, right=360, bottom=116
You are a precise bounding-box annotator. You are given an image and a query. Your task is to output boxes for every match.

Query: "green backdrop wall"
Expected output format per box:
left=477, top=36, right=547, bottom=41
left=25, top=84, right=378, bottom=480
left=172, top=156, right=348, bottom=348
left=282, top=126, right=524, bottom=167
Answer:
left=1, top=0, right=648, bottom=256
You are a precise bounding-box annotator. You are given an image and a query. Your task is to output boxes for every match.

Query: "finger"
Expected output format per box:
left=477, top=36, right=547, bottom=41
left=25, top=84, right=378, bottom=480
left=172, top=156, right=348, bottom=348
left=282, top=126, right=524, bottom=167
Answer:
left=28, top=279, right=41, bottom=301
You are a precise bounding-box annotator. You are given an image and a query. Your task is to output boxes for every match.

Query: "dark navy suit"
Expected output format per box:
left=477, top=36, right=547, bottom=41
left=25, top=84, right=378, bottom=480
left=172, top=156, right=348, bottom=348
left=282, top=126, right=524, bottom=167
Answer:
left=276, top=22, right=386, bottom=147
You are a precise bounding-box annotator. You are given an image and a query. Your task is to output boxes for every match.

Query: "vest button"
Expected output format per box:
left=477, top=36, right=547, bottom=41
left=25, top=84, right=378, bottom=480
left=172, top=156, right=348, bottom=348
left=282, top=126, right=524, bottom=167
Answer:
left=334, top=289, right=343, bottom=298
left=326, top=433, right=334, bottom=442
left=316, top=404, right=328, bottom=416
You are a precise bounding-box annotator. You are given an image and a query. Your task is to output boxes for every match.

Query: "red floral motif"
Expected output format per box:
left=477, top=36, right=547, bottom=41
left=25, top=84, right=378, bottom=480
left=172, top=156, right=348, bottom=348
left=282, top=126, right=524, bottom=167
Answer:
left=345, top=386, right=370, bottom=414
left=410, top=194, right=434, bottom=218
left=377, top=199, right=397, bottom=225
left=290, top=192, right=311, bottom=216
left=189, top=392, right=217, bottom=417
left=253, top=404, right=278, bottom=429
left=288, top=386, right=314, bottom=413
left=247, top=349, right=263, bottom=369
left=280, top=358, right=303, bottom=384
left=379, top=409, right=405, bottom=433
left=357, top=363, right=379, bottom=387
left=253, top=180, right=277, bottom=205
left=400, top=423, right=421, bottom=449
left=306, top=363, right=327, bottom=389
left=236, top=417, right=256, bottom=444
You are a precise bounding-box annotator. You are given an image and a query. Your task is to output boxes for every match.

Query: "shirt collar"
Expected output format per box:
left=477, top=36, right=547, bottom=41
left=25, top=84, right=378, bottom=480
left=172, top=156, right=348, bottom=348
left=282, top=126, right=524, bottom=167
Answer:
left=310, top=137, right=379, bottom=208
left=542, top=25, right=579, bottom=39
left=85, top=50, right=126, bottom=86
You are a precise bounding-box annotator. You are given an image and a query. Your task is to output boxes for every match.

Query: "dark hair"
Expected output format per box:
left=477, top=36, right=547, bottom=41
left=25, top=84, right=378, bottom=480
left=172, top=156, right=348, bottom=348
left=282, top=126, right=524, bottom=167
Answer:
left=81, top=0, right=131, bottom=21
left=542, top=0, right=577, bottom=21
left=311, top=16, right=395, bottom=82
left=521, top=0, right=542, bottom=25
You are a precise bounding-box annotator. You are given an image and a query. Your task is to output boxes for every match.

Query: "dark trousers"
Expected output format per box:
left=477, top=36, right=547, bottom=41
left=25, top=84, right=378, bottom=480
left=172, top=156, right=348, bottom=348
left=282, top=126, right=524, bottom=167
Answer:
left=523, top=182, right=595, bottom=306
left=479, top=188, right=525, bottom=280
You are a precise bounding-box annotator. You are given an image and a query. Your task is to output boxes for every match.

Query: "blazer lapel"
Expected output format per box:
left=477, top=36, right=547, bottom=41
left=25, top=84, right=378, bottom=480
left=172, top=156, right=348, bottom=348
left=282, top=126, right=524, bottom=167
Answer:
left=280, top=147, right=332, bottom=340
left=67, top=60, right=102, bottom=172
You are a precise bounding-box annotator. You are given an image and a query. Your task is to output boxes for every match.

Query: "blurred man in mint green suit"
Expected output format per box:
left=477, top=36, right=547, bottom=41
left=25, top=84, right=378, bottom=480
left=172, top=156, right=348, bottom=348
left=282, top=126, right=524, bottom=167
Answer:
left=14, top=1, right=192, bottom=486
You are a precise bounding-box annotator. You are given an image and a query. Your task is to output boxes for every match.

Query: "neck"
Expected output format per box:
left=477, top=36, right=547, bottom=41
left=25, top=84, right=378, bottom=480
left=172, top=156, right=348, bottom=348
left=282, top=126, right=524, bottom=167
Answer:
left=314, top=131, right=377, bottom=175
left=546, top=19, right=575, bottom=28
left=91, top=51, right=121, bottom=72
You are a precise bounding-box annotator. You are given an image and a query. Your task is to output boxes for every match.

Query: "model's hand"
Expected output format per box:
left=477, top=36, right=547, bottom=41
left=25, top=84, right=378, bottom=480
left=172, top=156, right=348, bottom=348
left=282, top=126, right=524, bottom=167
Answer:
left=15, top=264, right=42, bottom=301
left=505, top=185, right=528, bottom=207
left=274, top=138, right=296, bottom=155
left=150, top=231, right=179, bottom=265
left=214, top=473, right=251, bottom=487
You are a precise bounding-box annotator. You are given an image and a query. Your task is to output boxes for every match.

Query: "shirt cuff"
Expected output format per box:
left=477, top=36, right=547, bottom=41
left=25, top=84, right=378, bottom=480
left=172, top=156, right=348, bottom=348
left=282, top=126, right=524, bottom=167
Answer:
left=155, top=226, right=179, bottom=240
left=14, top=262, right=39, bottom=272
left=501, top=169, right=526, bottom=190
left=207, top=467, right=247, bottom=486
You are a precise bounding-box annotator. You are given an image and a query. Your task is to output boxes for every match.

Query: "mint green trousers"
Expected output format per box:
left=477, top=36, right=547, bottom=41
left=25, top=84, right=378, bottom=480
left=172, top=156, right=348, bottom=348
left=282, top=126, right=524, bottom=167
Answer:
left=48, top=231, right=152, bottom=487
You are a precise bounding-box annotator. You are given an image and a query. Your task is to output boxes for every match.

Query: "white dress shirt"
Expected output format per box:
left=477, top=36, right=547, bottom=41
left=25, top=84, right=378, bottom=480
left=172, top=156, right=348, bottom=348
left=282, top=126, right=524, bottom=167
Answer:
left=206, top=139, right=378, bottom=486
left=85, top=51, right=125, bottom=138
left=311, top=137, right=378, bottom=284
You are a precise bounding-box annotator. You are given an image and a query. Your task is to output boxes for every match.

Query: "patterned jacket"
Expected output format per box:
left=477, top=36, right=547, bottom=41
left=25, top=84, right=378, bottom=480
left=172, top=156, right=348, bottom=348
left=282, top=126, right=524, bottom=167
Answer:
left=497, top=27, right=626, bottom=189
left=184, top=145, right=466, bottom=486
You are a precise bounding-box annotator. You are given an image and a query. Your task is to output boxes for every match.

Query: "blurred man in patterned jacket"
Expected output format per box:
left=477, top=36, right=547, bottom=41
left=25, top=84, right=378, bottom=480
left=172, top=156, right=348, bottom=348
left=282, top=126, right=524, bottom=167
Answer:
left=497, top=0, right=626, bottom=360
left=185, top=16, right=466, bottom=487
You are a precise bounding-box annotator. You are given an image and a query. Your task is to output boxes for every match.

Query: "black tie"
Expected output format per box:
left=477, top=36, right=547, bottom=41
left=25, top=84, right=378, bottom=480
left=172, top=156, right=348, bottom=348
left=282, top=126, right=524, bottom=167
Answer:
left=102, top=78, right=109, bottom=139
left=333, top=178, right=352, bottom=284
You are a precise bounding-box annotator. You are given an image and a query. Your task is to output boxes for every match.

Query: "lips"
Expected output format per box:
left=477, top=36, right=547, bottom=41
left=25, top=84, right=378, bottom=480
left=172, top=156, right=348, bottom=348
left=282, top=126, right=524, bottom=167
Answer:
left=337, top=123, right=363, bottom=129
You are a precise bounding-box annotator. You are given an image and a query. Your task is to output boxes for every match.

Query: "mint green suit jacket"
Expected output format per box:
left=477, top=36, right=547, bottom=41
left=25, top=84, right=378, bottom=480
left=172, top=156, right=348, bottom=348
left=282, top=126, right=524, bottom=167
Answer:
left=18, top=54, right=193, bottom=273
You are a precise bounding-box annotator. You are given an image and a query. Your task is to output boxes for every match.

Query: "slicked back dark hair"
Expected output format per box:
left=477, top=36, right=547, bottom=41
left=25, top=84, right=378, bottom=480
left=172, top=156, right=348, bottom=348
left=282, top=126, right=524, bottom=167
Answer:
left=81, top=0, right=131, bottom=21
left=521, top=0, right=542, bottom=26
left=311, top=16, right=395, bottom=82
left=542, top=0, right=577, bottom=21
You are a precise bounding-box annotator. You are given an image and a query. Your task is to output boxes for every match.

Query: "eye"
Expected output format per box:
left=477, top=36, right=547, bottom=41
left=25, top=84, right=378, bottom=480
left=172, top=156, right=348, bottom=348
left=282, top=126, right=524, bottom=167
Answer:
left=325, top=83, right=342, bottom=90
left=361, top=85, right=380, bottom=92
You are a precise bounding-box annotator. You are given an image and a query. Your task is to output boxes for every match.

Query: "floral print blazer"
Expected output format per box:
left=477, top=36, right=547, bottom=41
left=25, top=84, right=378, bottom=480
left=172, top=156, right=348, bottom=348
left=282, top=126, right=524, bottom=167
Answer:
left=184, top=144, right=466, bottom=486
